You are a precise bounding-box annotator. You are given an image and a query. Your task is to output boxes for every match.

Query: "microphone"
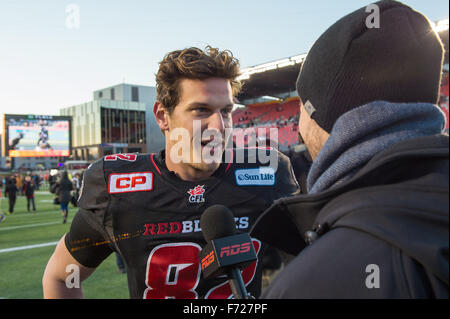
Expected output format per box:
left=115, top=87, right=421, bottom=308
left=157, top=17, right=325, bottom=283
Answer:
left=199, top=205, right=257, bottom=299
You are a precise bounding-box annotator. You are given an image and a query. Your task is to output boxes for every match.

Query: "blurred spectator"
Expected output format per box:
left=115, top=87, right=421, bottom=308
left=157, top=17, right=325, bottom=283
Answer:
left=57, top=171, right=73, bottom=224
left=15, top=174, right=23, bottom=196
left=23, top=175, right=37, bottom=213
left=4, top=178, right=18, bottom=214
left=71, top=172, right=82, bottom=206
left=0, top=191, right=5, bottom=223
left=49, top=170, right=58, bottom=191
left=33, top=175, right=41, bottom=190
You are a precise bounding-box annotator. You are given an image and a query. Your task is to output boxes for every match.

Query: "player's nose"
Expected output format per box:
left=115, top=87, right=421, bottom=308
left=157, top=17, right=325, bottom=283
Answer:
left=207, top=111, right=226, bottom=133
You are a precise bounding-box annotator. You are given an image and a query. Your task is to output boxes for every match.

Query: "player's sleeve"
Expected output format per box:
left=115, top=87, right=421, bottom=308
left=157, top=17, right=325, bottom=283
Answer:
left=64, top=159, right=114, bottom=268
left=274, top=150, right=301, bottom=198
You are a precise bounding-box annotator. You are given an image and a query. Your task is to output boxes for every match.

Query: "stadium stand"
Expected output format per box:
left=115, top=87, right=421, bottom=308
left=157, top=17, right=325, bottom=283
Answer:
left=233, top=18, right=449, bottom=151
left=233, top=97, right=300, bottom=151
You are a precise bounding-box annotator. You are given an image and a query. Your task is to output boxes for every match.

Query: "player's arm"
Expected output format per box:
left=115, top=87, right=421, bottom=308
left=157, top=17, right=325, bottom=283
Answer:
left=42, top=234, right=96, bottom=299
left=42, top=158, right=114, bottom=298
left=42, top=208, right=114, bottom=298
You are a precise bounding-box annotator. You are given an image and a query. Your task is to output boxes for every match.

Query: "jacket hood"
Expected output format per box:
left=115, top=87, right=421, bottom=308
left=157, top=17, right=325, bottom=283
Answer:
left=251, top=134, right=449, bottom=283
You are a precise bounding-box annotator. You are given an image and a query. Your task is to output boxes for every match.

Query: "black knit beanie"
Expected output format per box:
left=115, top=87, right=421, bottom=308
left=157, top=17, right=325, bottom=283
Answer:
left=296, top=0, right=444, bottom=133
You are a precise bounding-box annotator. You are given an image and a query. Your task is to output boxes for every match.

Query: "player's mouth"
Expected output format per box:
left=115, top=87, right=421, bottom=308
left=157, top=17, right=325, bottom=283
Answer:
left=201, top=140, right=220, bottom=147
left=200, top=139, right=224, bottom=154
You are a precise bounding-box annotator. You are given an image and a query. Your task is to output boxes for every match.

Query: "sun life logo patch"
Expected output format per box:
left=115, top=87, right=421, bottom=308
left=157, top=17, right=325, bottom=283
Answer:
left=235, top=167, right=276, bottom=186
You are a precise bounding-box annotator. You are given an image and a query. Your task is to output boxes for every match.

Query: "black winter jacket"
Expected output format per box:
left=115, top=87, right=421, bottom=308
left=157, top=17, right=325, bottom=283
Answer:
left=251, top=135, right=449, bottom=298
left=5, top=182, right=18, bottom=198
left=58, top=179, right=73, bottom=204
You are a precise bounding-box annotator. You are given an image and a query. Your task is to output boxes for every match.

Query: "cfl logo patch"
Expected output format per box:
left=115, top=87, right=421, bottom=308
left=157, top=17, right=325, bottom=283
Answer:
left=108, top=172, right=153, bottom=194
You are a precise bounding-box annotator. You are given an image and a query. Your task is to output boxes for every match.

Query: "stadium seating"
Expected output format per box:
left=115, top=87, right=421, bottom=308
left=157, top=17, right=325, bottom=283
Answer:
left=232, top=97, right=300, bottom=151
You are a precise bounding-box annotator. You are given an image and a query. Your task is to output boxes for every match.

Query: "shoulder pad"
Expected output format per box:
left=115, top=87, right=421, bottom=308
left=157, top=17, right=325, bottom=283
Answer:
left=77, top=158, right=108, bottom=211
left=102, top=153, right=150, bottom=172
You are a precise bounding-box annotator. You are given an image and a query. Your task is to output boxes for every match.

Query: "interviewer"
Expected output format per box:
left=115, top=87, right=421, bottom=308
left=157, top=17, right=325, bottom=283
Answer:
left=251, top=0, right=449, bottom=298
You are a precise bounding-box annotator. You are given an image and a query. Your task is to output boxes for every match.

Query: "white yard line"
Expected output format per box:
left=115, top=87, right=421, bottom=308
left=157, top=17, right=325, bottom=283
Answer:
left=0, top=241, right=58, bottom=253
left=0, top=221, right=61, bottom=231
left=0, top=210, right=65, bottom=218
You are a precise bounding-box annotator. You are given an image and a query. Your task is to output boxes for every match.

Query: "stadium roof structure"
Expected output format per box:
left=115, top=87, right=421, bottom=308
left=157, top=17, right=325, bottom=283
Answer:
left=237, top=55, right=305, bottom=102
left=237, top=18, right=449, bottom=102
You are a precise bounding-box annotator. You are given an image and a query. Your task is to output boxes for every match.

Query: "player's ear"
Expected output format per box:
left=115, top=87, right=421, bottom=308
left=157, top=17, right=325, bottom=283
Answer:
left=153, top=101, right=169, bottom=132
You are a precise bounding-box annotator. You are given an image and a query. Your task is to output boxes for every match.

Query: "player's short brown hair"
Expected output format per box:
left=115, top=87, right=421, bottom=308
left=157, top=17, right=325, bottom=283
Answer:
left=156, top=46, right=242, bottom=114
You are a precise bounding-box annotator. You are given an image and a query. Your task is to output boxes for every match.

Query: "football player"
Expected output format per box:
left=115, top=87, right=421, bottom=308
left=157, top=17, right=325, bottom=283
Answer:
left=42, top=47, right=300, bottom=299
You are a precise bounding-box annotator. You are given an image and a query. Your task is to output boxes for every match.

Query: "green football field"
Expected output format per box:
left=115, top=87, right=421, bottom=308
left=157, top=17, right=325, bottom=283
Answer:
left=0, top=190, right=129, bottom=299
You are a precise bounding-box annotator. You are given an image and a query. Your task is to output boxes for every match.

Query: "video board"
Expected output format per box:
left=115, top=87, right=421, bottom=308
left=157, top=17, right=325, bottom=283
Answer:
left=2, top=114, right=71, bottom=157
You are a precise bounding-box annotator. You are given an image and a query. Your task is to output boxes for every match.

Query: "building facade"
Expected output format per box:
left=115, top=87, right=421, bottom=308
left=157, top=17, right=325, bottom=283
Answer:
left=60, top=83, right=162, bottom=161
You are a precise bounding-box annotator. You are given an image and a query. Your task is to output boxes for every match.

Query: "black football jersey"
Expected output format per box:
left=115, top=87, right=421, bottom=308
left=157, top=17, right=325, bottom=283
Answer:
left=65, top=148, right=300, bottom=299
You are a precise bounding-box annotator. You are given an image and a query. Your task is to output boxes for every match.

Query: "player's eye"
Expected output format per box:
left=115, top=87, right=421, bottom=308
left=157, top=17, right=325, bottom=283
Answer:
left=192, top=107, right=209, bottom=114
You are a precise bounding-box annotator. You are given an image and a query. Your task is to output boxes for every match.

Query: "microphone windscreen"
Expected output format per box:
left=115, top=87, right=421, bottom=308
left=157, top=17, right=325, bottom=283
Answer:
left=200, top=205, right=236, bottom=242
